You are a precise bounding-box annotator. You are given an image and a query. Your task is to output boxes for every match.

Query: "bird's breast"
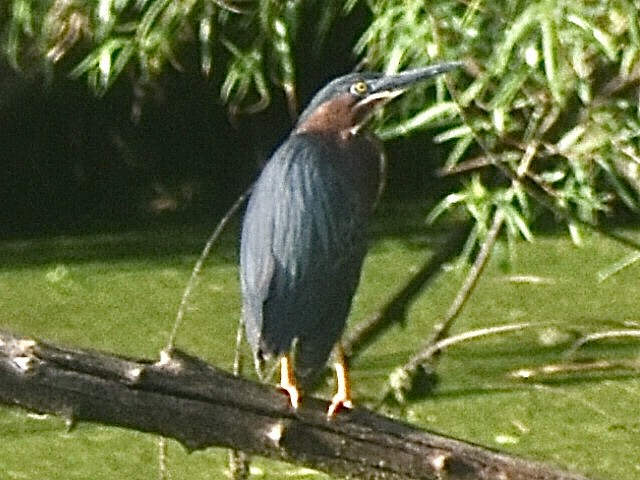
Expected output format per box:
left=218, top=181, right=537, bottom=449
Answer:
left=331, top=132, right=385, bottom=211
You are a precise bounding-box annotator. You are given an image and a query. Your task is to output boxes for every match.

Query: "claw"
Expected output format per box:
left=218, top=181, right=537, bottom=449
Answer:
left=279, top=354, right=300, bottom=409
left=327, top=393, right=353, bottom=417
left=327, top=344, right=352, bottom=418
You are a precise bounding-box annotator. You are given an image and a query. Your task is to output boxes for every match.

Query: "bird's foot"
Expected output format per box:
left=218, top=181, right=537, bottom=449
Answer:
left=279, top=355, right=300, bottom=409
left=279, top=382, right=300, bottom=410
left=327, top=393, right=353, bottom=418
left=327, top=344, right=353, bottom=417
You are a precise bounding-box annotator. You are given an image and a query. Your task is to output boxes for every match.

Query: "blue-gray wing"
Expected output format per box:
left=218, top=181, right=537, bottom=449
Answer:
left=240, top=133, right=376, bottom=385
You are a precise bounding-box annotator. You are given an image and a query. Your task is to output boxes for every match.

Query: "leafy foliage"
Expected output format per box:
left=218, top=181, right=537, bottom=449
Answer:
left=358, top=0, right=640, bottom=247
left=3, top=0, right=639, bottom=245
left=0, top=0, right=345, bottom=110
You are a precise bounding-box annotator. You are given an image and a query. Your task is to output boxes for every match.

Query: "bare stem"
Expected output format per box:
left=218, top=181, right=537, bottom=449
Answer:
left=164, top=186, right=252, bottom=354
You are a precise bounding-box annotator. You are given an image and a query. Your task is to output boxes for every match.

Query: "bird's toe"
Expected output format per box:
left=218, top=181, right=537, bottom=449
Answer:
left=327, top=394, right=353, bottom=418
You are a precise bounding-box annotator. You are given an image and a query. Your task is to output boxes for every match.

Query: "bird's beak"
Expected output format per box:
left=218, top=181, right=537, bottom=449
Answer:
left=349, top=61, right=463, bottom=134
left=357, top=61, right=464, bottom=110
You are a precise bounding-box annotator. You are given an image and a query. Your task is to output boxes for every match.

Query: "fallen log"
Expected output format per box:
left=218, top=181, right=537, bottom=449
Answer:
left=0, top=330, right=592, bottom=480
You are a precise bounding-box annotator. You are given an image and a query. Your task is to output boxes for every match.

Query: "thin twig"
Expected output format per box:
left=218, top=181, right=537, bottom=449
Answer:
left=509, top=358, right=640, bottom=381
left=564, top=329, right=640, bottom=359
left=425, top=209, right=504, bottom=349
left=229, top=310, right=251, bottom=480
left=383, top=322, right=540, bottom=404
left=158, top=185, right=252, bottom=479
left=597, top=251, right=640, bottom=282
left=415, top=321, right=538, bottom=365
left=382, top=211, right=504, bottom=402
left=158, top=437, right=170, bottom=480
left=344, top=222, right=471, bottom=359
left=164, top=185, right=252, bottom=354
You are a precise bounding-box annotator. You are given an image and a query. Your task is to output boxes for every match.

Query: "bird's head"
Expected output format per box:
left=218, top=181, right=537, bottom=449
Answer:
left=295, top=62, right=463, bottom=137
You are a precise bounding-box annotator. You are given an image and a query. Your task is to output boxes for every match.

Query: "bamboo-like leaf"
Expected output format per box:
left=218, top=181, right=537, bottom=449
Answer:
left=70, top=38, right=135, bottom=93
left=493, top=3, right=539, bottom=75
left=567, top=13, right=618, bottom=60
left=378, top=102, right=460, bottom=140
left=433, top=125, right=473, bottom=144
left=540, top=2, right=563, bottom=104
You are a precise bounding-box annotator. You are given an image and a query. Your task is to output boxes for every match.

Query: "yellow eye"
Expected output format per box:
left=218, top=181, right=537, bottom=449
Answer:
left=350, top=80, right=369, bottom=95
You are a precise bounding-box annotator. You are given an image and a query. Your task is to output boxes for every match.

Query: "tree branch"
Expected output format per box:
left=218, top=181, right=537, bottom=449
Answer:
left=343, top=222, right=472, bottom=359
left=0, top=330, right=592, bottom=480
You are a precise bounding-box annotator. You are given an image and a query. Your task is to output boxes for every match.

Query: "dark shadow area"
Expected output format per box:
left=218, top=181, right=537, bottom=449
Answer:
left=0, top=222, right=238, bottom=268
left=0, top=197, right=455, bottom=268
left=0, top=4, right=390, bottom=241
left=344, top=221, right=472, bottom=358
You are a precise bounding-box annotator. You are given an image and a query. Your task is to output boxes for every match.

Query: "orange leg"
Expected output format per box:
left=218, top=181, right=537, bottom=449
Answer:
left=279, top=353, right=300, bottom=409
left=327, top=343, right=353, bottom=417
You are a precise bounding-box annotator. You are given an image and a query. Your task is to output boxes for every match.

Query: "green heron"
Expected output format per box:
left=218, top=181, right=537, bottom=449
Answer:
left=240, top=62, right=461, bottom=416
